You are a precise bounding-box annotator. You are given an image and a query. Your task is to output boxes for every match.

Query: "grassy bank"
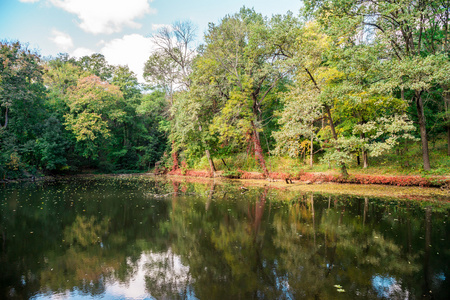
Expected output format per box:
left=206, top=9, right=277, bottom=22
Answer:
left=173, top=140, right=450, bottom=189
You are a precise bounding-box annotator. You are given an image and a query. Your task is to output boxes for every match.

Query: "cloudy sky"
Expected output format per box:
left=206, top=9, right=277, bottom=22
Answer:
left=0, top=0, right=301, bottom=82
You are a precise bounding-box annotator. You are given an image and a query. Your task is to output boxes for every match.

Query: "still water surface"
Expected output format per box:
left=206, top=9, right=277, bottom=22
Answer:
left=0, top=177, right=449, bottom=299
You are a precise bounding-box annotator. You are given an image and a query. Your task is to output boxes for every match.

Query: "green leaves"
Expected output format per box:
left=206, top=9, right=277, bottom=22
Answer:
left=63, top=75, right=124, bottom=158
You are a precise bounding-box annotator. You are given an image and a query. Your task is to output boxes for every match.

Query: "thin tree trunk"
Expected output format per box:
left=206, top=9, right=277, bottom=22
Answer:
left=205, top=149, right=216, bottom=176
left=360, top=133, right=368, bottom=168
left=325, top=104, right=337, bottom=139
left=251, top=121, right=269, bottom=177
left=363, top=150, right=368, bottom=169
left=221, top=158, right=230, bottom=170
left=415, top=91, right=431, bottom=170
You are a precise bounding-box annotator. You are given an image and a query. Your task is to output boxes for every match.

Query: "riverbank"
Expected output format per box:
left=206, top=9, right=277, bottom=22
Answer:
left=2, top=170, right=449, bottom=201
left=164, top=173, right=450, bottom=202
left=62, top=172, right=450, bottom=202
left=168, top=168, right=450, bottom=188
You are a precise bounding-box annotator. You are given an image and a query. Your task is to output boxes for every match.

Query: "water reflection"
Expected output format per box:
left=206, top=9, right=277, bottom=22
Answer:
left=0, top=177, right=449, bottom=299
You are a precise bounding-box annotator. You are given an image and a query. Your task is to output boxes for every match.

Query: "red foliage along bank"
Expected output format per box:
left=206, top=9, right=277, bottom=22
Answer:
left=168, top=169, right=450, bottom=188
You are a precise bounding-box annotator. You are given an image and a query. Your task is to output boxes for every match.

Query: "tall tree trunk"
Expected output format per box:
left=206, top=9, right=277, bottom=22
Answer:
left=415, top=91, right=431, bottom=170
left=205, top=149, right=216, bottom=176
left=360, top=133, right=368, bottom=168
left=359, top=133, right=368, bottom=168
left=363, top=150, right=368, bottom=169
left=251, top=121, right=269, bottom=177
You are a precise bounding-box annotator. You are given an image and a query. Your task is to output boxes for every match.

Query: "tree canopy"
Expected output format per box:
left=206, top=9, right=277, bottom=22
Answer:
left=1, top=2, right=449, bottom=179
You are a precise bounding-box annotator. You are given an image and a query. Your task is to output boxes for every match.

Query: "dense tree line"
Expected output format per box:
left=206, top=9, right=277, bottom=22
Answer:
left=1, top=1, right=449, bottom=179
left=162, top=3, right=450, bottom=176
left=1, top=44, right=167, bottom=178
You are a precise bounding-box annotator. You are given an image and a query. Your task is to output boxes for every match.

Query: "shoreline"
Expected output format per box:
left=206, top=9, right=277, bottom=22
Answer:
left=2, top=171, right=449, bottom=201
left=165, top=174, right=450, bottom=202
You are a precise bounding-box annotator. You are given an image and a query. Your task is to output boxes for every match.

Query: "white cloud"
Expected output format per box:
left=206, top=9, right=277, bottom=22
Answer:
left=71, top=47, right=95, bottom=58
left=18, top=0, right=40, bottom=3
left=100, top=34, right=156, bottom=82
left=49, top=0, right=155, bottom=35
left=49, top=29, right=74, bottom=51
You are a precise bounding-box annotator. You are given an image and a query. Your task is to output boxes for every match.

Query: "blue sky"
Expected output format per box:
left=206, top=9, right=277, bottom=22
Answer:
left=0, top=0, right=302, bottom=81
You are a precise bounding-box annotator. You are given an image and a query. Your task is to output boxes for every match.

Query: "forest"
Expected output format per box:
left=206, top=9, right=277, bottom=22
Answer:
left=1, top=0, right=450, bottom=180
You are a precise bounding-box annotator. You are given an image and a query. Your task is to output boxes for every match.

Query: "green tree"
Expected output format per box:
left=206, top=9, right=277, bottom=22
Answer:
left=169, top=53, right=229, bottom=174
left=136, top=90, right=169, bottom=169
left=36, top=116, right=69, bottom=171
left=0, top=41, right=47, bottom=177
left=304, top=0, right=450, bottom=170
left=77, top=53, right=114, bottom=81
left=271, top=21, right=352, bottom=175
left=144, top=21, right=197, bottom=171
left=64, top=75, right=125, bottom=159
left=0, top=41, right=46, bottom=133
left=202, top=8, right=288, bottom=176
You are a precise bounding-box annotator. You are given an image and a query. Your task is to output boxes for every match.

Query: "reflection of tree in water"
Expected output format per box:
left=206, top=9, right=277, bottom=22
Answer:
left=39, top=215, right=116, bottom=295
left=272, top=194, right=422, bottom=299
left=144, top=249, right=193, bottom=299
left=158, top=184, right=289, bottom=299
left=0, top=178, right=174, bottom=298
left=1, top=179, right=449, bottom=299
left=160, top=183, right=446, bottom=299
left=64, top=215, right=109, bottom=248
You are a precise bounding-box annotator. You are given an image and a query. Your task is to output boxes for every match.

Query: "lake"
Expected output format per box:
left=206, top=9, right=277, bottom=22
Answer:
left=0, top=176, right=449, bottom=299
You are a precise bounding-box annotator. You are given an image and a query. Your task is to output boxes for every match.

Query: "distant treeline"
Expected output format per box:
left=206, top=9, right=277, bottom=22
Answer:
left=1, top=1, right=450, bottom=178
